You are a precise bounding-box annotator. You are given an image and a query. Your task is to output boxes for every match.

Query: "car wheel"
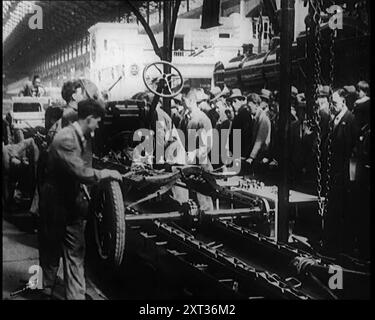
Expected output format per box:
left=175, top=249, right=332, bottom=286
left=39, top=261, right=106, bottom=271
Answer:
left=91, top=180, right=126, bottom=267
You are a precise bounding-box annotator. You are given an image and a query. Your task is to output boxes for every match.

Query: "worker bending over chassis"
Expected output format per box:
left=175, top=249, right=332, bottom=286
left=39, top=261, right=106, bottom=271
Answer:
left=133, top=89, right=238, bottom=212
left=38, top=99, right=122, bottom=300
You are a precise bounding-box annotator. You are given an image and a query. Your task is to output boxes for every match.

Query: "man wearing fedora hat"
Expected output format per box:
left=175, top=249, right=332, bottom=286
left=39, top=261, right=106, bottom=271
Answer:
left=314, top=85, right=332, bottom=146
left=316, top=85, right=331, bottom=114
left=259, top=89, right=272, bottom=112
left=227, top=88, right=253, bottom=173
left=226, top=88, right=246, bottom=113
left=321, top=89, right=359, bottom=255
left=179, top=88, right=214, bottom=211
left=246, top=93, right=271, bottom=170
left=209, top=86, right=230, bottom=125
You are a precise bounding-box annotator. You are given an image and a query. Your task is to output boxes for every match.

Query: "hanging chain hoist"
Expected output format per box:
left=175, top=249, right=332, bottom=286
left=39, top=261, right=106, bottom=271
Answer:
left=322, top=0, right=337, bottom=218
left=310, top=0, right=324, bottom=219
left=309, top=0, right=337, bottom=234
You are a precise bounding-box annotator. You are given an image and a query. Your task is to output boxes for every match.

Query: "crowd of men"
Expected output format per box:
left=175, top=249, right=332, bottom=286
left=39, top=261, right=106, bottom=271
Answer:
left=2, top=76, right=370, bottom=299
left=171, top=82, right=370, bottom=258
left=135, top=80, right=370, bottom=259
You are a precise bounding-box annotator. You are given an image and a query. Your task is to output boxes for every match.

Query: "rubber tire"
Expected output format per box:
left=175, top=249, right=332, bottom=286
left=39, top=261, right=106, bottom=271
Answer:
left=94, top=180, right=126, bottom=267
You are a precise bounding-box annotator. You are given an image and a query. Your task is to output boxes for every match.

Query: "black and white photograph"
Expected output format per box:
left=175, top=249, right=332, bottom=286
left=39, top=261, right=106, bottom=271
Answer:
left=2, top=0, right=371, bottom=303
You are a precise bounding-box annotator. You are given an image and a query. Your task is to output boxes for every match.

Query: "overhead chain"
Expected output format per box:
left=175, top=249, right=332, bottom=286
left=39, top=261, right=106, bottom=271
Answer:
left=310, top=0, right=325, bottom=218
left=323, top=0, right=337, bottom=218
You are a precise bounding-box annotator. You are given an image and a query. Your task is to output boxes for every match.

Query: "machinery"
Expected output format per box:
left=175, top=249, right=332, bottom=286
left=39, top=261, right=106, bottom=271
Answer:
left=6, top=96, right=49, bottom=144
left=9, top=97, right=49, bottom=130
left=4, top=0, right=367, bottom=299
left=213, top=16, right=370, bottom=94
left=86, top=60, right=369, bottom=300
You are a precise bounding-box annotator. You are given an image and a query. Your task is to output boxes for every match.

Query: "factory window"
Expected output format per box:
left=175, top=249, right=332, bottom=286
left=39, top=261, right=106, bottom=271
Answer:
left=252, top=20, right=257, bottom=39
left=264, top=22, right=268, bottom=40
left=219, top=33, right=230, bottom=38
left=174, top=35, right=184, bottom=51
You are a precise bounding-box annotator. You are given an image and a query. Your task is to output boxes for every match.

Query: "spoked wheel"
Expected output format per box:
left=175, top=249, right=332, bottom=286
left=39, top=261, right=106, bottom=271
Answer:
left=92, top=180, right=126, bottom=267
left=143, top=61, right=184, bottom=98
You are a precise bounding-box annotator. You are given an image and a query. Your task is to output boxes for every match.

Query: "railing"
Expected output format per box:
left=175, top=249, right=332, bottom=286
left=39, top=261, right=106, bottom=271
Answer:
left=173, top=49, right=195, bottom=57
left=143, top=49, right=211, bottom=58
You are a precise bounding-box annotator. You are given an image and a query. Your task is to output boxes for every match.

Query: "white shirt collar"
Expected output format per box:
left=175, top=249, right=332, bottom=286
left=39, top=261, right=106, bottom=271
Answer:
left=334, top=106, right=348, bottom=126
left=355, top=96, right=370, bottom=105
left=68, top=101, right=78, bottom=111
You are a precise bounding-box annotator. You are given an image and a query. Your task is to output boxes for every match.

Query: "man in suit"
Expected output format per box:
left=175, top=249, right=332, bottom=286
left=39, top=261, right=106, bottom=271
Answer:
left=38, top=99, right=122, bottom=299
left=227, top=88, right=253, bottom=174
left=246, top=93, right=271, bottom=175
left=179, top=89, right=214, bottom=211
left=323, top=89, right=359, bottom=256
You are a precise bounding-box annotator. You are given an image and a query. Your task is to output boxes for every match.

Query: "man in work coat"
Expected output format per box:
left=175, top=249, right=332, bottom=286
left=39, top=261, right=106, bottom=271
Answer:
left=38, top=99, right=122, bottom=299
